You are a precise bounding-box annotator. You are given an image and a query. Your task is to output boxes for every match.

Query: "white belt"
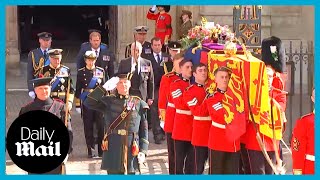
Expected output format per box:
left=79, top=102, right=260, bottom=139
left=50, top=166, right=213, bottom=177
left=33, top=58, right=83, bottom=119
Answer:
left=176, top=109, right=192, bottom=115
left=167, top=102, right=175, bottom=108
left=194, top=116, right=211, bottom=121
left=306, top=154, right=315, bottom=161
left=211, top=121, right=226, bottom=129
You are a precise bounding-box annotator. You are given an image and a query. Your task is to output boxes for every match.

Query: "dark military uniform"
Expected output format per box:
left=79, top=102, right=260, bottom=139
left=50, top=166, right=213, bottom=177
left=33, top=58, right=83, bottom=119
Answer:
left=75, top=42, right=115, bottom=80
left=75, top=66, right=105, bottom=157
left=84, top=86, right=149, bottom=174
left=27, top=32, right=52, bottom=92
left=125, top=41, right=153, bottom=59
left=20, top=98, right=72, bottom=174
left=178, top=20, right=192, bottom=39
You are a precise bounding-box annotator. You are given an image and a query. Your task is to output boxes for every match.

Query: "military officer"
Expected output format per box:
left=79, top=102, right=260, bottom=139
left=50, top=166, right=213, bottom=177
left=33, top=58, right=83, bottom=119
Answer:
left=75, top=50, right=105, bottom=158
left=178, top=10, right=193, bottom=39
left=291, top=88, right=315, bottom=175
left=75, top=29, right=115, bottom=80
left=84, top=73, right=149, bottom=175
left=169, top=59, right=194, bottom=174
left=125, top=26, right=152, bottom=59
left=158, top=53, right=184, bottom=174
left=147, top=5, right=172, bottom=45
left=39, top=49, right=74, bottom=153
left=183, top=63, right=210, bottom=174
left=205, top=66, right=240, bottom=174
left=164, top=41, right=182, bottom=74
left=20, top=76, right=72, bottom=174
left=27, top=32, right=52, bottom=99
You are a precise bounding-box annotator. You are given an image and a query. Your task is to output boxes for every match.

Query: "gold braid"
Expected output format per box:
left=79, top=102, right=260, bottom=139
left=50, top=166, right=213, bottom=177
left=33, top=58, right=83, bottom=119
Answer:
left=32, top=51, right=45, bottom=77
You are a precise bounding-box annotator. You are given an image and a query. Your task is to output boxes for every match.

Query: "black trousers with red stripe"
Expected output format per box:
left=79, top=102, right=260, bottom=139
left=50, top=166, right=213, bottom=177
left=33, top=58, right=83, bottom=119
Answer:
left=209, top=149, right=240, bottom=174
left=174, top=140, right=194, bottom=174
left=194, top=146, right=208, bottom=174
left=166, top=133, right=175, bottom=174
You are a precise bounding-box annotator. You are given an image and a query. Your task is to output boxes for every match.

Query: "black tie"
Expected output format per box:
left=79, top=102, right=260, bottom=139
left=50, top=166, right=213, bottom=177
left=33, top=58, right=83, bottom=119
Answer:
left=157, top=54, right=161, bottom=65
left=95, top=50, right=99, bottom=57
left=43, top=50, right=48, bottom=59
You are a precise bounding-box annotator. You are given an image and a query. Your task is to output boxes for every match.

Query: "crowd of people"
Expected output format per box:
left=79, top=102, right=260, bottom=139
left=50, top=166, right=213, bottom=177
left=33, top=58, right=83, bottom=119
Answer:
left=19, top=5, right=314, bottom=175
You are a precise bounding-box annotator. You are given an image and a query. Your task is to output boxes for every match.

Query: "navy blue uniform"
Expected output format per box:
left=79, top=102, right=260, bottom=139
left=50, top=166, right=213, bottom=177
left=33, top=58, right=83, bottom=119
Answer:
left=75, top=42, right=114, bottom=80
left=75, top=66, right=105, bottom=157
left=27, top=48, right=50, bottom=91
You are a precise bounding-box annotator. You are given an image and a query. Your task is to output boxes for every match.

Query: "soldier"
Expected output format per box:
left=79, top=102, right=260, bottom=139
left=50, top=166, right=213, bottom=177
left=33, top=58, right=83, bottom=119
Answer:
left=75, top=29, right=115, bottom=80
left=204, top=66, right=241, bottom=174
left=125, top=26, right=152, bottom=59
left=75, top=50, right=105, bottom=158
left=27, top=32, right=52, bottom=99
left=245, top=66, right=287, bottom=174
left=169, top=59, right=194, bottom=174
left=118, top=41, right=154, bottom=104
left=158, top=53, right=184, bottom=174
left=291, top=88, right=314, bottom=175
left=178, top=10, right=193, bottom=39
left=144, top=37, right=171, bottom=143
left=20, top=76, right=72, bottom=174
left=164, top=41, right=182, bottom=74
left=183, top=63, right=210, bottom=174
left=39, top=49, right=75, bottom=153
left=147, top=5, right=172, bottom=46
left=84, top=73, right=149, bottom=174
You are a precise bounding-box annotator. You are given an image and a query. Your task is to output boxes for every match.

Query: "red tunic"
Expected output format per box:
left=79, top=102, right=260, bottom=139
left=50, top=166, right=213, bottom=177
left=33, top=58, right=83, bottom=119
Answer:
left=183, top=83, right=211, bottom=147
left=245, top=88, right=287, bottom=151
left=147, top=10, right=172, bottom=44
left=170, top=78, right=193, bottom=141
left=205, top=91, right=240, bottom=152
left=291, top=113, right=315, bottom=175
left=159, top=72, right=180, bottom=133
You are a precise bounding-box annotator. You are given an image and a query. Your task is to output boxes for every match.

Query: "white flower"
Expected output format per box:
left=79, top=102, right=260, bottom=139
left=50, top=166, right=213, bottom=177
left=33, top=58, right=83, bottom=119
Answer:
left=270, top=46, right=277, bottom=53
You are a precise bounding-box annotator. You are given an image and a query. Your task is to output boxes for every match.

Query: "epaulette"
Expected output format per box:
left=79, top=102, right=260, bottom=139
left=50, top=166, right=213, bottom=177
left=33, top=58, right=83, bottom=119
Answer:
left=173, top=78, right=181, bottom=83
left=185, top=84, right=194, bottom=91
left=22, top=101, right=33, bottom=107
left=131, top=96, right=141, bottom=100
left=300, top=113, right=314, bottom=119
left=61, top=65, right=70, bottom=70
left=165, top=72, right=175, bottom=77
left=78, top=67, right=85, bottom=71
left=81, top=42, right=89, bottom=45
left=96, top=66, right=105, bottom=71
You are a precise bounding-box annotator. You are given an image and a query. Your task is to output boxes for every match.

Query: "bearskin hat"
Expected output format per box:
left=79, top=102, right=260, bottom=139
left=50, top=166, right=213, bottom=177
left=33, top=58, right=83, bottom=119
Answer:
left=261, top=36, right=286, bottom=73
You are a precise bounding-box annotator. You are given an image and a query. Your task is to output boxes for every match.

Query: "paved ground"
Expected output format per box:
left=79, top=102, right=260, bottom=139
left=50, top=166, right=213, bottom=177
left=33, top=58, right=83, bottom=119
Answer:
left=5, top=62, right=292, bottom=175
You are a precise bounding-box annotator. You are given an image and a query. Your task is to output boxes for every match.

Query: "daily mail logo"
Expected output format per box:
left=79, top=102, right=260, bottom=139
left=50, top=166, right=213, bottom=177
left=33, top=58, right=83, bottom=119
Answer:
left=6, top=110, right=70, bottom=174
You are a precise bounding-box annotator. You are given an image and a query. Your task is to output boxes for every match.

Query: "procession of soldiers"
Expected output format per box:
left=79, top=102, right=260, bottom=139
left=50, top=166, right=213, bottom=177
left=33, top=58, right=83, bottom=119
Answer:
left=15, top=5, right=314, bottom=175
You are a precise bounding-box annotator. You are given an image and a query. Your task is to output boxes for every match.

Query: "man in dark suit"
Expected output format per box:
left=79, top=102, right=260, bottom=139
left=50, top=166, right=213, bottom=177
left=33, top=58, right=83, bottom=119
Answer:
left=27, top=32, right=52, bottom=99
left=125, top=26, right=152, bottom=59
left=144, top=37, right=170, bottom=144
left=118, top=41, right=154, bottom=104
left=75, top=29, right=115, bottom=80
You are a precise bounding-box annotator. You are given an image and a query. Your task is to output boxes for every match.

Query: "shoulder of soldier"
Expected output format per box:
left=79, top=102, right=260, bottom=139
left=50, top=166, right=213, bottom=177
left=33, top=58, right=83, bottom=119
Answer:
left=61, top=65, right=70, bottom=70
left=131, top=96, right=141, bottom=101
left=96, top=66, right=105, bottom=71
left=185, top=84, right=195, bottom=91
left=165, top=71, right=175, bottom=77
left=300, top=113, right=314, bottom=121
left=21, top=101, right=34, bottom=108
left=78, top=67, right=85, bottom=72
left=173, top=78, right=181, bottom=83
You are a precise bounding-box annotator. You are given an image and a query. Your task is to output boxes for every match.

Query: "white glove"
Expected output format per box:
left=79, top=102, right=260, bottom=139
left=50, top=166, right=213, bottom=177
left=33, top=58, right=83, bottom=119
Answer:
left=137, top=152, right=146, bottom=163
left=63, top=154, right=69, bottom=163
left=28, top=91, right=35, bottom=99
left=160, top=121, right=165, bottom=129
left=102, top=77, right=119, bottom=91
left=151, top=5, right=157, bottom=12
left=68, top=102, right=73, bottom=111
left=76, top=108, right=81, bottom=114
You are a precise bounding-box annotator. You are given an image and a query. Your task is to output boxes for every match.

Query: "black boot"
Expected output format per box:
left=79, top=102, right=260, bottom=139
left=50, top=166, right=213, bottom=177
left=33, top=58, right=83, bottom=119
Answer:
left=87, top=147, right=94, bottom=158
